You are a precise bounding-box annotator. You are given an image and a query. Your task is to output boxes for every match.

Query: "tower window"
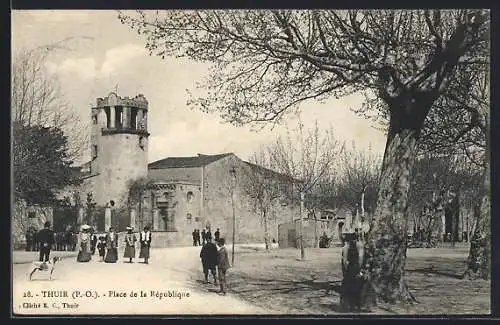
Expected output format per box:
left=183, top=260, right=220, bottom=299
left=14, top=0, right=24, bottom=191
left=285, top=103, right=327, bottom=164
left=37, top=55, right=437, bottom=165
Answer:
left=130, top=108, right=138, bottom=130
left=186, top=213, right=192, bottom=223
left=92, top=145, right=98, bottom=159
left=115, top=107, right=123, bottom=129
left=139, top=137, right=145, bottom=150
left=187, top=191, right=194, bottom=203
left=92, top=115, right=98, bottom=125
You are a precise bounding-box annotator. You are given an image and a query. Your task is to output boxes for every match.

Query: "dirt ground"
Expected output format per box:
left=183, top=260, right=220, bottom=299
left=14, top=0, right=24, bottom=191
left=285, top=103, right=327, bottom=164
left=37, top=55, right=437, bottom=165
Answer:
left=217, top=246, right=490, bottom=315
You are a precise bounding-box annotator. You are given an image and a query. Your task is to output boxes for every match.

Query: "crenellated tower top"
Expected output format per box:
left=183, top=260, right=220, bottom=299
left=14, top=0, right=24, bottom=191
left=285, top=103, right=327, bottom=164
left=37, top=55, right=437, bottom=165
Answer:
left=95, top=92, right=149, bottom=110
left=91, top=92, right=150, bottom=136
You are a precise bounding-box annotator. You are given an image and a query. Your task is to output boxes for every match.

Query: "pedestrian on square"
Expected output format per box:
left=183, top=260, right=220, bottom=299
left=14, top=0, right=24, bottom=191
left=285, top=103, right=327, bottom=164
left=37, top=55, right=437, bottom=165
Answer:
left=340, top=232, right=365, bottom=312
left=104, top=227, right=118, bottom=263
left=206, top=228, right=212, bottom=242
left=214, top=228, right=220, bottom=243
left=36, top=221, right=54, bottom=263
left=90, top=228, right=98, bottom=255
left=76, top=224, right=92, bottom=262
left=201, top=228, right=207, bottom=245
left=196, top=229, right=201, bottom=246
left=200, top=237, right=218, bottom=284
left=216, top=238, right=231, bottom=295
left=139, top=225, right=152, bottom=264
left=192, top=229, right=198, bottom=246
left=124, top=226, right=137, bottom=263
left=97, top=236, right=107, bottom=262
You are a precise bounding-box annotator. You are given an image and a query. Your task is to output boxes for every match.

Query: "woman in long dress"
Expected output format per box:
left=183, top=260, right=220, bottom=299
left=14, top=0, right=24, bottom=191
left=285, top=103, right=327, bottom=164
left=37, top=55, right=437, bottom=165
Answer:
left=76, top=225, right=92, bottom=262
left=104, top=226, right=118, bottom=263
left=139, top=225, right=152, bottom=264
left=123, top=226, right=137, bottom=263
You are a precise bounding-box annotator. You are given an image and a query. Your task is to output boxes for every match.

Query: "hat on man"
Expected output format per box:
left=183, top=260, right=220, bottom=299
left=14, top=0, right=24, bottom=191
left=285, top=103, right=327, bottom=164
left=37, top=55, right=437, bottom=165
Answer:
left=126, top=226, right=133, bottom=231
left=81, top=224, right=91, bottom=231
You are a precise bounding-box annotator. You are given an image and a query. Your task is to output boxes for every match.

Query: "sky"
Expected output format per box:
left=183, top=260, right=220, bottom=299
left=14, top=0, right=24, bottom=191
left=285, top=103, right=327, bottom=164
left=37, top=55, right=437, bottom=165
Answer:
left=11, top=10, right=388, bottom=165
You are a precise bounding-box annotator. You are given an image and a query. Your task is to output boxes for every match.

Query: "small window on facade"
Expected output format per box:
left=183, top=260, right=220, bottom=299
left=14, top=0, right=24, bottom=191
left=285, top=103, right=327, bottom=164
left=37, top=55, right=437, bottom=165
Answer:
left=92, top=145, right=98, bottom=159
left=195, top=217, right=200, bottom=222
left=186, top=191, right=194, bottom=203
left=186, top=213, right=192, bottom=223
left=92, top=115, right=98, bottom=124
left=28, top=212, right=36, bottom=219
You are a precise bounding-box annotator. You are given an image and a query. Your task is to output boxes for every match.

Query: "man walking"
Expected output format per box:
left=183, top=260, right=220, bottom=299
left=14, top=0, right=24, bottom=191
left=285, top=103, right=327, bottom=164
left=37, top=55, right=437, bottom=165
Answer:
left=216, top=238, right=231, bottom=295
left=36, top=221, right=55, bottom=263
left=200, top=237, right=218, bottom=284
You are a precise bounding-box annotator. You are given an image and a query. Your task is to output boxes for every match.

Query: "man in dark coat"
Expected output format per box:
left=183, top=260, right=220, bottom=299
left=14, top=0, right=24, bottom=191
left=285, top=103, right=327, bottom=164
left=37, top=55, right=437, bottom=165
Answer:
left=200, top=237, right=218, bottom=284
left=205, top=228, right=212, bottom=242
left=36, top=221, right=55, bottom=262
left=201, top=229, right=206, bottom=245
left=216, top=238, right=231, bottom=295
left=214, top=228, right=220, bottom=243
left=192, top=229, right=198, bottom=246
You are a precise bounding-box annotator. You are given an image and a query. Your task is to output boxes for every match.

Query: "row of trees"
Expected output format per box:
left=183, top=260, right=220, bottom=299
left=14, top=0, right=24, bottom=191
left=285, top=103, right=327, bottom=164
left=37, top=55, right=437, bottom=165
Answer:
left=120, top=9, right=490, bottom=307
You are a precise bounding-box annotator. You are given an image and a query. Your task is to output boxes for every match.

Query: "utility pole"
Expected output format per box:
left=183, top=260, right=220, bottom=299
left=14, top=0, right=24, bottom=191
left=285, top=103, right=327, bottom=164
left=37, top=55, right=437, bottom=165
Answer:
left=299, top=191, right=305, bottom=260
left=230, top=168, right=237, bottom=266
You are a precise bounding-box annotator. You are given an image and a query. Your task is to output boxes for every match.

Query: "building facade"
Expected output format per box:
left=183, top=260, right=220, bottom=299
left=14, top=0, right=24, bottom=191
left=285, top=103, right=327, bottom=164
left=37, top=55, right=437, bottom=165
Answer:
left=136, top=153, right=299, bottom=247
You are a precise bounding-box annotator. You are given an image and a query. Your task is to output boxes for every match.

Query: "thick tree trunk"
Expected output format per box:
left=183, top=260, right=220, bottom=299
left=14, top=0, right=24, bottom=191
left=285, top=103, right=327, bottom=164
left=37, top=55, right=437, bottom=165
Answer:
left=464, top=115, right=490, bottom=280
left=355, top=101, right=427, bottom=309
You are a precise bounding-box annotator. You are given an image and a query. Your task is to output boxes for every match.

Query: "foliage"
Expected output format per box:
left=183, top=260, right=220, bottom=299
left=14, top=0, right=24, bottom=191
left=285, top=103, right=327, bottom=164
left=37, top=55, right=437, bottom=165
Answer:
left=13, top=122, right=82, bottom=205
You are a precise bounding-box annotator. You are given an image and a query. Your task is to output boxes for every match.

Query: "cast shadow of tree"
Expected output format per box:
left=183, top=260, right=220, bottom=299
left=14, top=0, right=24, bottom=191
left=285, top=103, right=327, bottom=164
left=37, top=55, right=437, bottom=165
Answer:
left=406, top=266, right=465, bottom=280
left=229, top=272, right=346, bottom=313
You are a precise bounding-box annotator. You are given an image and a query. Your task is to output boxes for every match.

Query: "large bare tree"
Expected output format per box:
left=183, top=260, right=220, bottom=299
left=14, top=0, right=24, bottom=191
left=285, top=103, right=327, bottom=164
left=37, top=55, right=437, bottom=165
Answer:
left=12, top=41, right=90, bottom=162
left=244, top=149, right=289, bottom=251
left=261, top=119, right=341, bottom=254
left=119, top=9, right=489, bottom=306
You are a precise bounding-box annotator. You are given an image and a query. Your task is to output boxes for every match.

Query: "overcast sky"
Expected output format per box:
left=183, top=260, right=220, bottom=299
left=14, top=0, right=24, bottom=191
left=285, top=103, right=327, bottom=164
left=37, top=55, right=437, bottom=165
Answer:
left=12, top=10, right=387, bottom=165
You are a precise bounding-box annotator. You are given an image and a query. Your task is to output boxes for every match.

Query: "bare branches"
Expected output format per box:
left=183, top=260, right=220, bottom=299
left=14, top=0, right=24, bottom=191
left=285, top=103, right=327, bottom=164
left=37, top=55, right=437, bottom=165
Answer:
left=12, top=43, right=90, bottom=162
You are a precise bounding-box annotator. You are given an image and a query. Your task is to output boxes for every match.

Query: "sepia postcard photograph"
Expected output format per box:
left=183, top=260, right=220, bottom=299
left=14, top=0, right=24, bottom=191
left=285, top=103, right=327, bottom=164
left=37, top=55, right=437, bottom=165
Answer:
left=11, top=9, right=491, bottom=316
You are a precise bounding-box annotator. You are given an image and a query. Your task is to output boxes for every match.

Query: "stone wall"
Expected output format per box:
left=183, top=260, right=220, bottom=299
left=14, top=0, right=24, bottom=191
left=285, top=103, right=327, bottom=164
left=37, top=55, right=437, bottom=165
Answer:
left=202, top=155, right=298, bottom=245
left=139, top=154, right=299, bottom=247
left=12, top=200, right=53, bottom=249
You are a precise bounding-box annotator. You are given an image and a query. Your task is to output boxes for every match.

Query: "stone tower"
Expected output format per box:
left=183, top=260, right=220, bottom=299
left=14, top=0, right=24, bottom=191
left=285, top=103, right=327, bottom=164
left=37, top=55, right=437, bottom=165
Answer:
left=89, top=92, right=150, bottom=207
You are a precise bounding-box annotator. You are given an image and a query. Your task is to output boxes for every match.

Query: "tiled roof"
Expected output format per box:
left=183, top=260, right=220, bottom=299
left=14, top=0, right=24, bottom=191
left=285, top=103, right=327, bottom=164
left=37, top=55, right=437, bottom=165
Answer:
left=243, top=161, right=298, bottom=183
left=148, top=153, right=233, bottom=169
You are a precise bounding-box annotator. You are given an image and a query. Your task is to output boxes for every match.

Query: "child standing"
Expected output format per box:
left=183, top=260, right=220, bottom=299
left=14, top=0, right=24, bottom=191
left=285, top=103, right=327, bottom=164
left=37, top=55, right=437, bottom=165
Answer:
left=97, top=236, right=107, bottom=262
left=216, top=238, right=231, bottom=295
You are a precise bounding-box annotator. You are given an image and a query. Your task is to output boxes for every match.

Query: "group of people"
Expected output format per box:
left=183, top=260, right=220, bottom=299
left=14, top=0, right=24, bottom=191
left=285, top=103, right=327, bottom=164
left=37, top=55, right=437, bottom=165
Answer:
left=25, top=225, right=78, bottom=252
left=192, top=227, right=220, bottom=246
left=199, top=236, right=231, bottom=295
left=76, top=225, right=152, bottom=264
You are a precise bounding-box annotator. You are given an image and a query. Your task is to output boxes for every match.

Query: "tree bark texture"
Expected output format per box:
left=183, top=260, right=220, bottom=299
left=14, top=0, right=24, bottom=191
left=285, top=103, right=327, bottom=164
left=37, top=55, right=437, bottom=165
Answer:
left=465, top=114, right=490, bottom=280
left=356, top=100, right=428, bottom=308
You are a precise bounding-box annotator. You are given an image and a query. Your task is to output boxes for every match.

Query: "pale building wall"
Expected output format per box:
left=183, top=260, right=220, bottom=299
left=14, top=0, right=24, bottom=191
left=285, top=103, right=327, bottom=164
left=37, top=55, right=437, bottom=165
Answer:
left=93, top=133, right=148, bottom=206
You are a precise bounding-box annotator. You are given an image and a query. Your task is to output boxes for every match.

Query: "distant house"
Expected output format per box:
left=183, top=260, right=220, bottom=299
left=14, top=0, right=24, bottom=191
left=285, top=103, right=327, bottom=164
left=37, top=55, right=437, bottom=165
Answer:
left=141, top=153, right=299, bottom=247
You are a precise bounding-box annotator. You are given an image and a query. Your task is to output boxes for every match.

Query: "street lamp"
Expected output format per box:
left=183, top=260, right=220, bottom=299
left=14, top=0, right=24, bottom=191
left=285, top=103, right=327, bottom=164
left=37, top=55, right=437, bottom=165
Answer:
left=229, top=167, right=237, bottom=266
